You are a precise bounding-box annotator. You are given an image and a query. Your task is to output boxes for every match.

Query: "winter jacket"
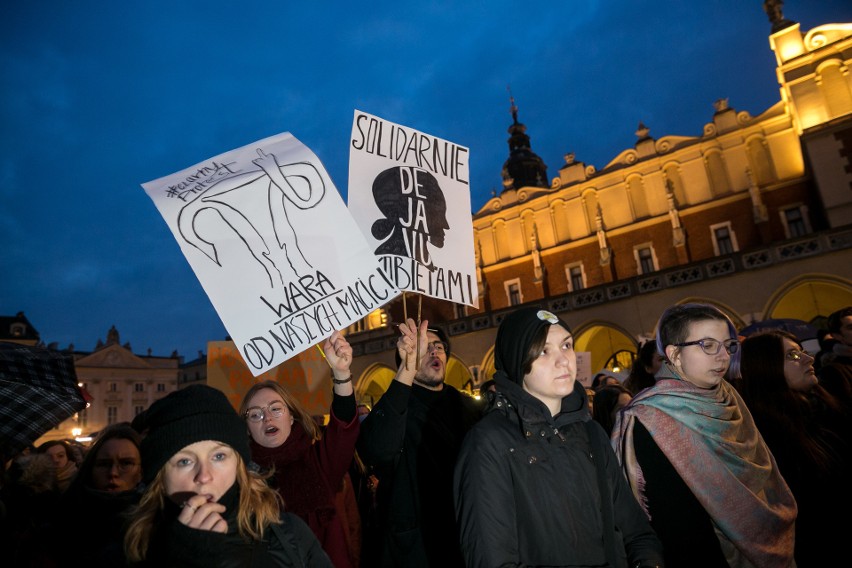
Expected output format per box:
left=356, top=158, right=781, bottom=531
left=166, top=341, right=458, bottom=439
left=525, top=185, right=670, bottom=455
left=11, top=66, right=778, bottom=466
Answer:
left=137, top=483, right=332, bottom=568
left=357, top=380, right=481, bottom=567
left=250, top=393, right=360, bottom=568
left=454, top=378, right=664, bottom=568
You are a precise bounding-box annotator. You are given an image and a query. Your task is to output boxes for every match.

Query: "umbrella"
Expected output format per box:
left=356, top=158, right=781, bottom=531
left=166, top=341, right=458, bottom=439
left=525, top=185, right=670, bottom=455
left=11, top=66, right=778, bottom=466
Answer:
left=0, top=341, right=86, bottom=459
left=738, top=318, right=819, bottom=342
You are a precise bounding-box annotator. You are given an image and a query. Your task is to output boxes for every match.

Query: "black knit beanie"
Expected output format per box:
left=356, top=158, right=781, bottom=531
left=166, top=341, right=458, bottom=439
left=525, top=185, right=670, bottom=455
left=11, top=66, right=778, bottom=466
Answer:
left=132, top=384, right=251, bottom=484
left=495, top=307, right=572, bottom=384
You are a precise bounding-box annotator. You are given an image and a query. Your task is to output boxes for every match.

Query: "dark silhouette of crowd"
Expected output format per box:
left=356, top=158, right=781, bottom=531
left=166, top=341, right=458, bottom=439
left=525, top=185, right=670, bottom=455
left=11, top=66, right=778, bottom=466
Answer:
left=2, top=304, right=851, bottom=567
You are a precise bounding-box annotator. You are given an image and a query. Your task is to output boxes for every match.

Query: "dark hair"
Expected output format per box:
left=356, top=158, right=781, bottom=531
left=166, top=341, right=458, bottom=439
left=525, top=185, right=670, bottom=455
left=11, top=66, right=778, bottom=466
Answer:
left=591, top=372, right=620, bottom=391
left=656, top=303, right=739, bottom=371
left=738, top=330, right=842, bottom=472
left=827, top=306, right=852, bottom=334
left=592, top=384, right=632, bottom=436
left=70, top=422, right=141, bottom=492
left=519, top=324, right=552, bottom=380
left=37, top=440, right=72, bottom=458
left=624, top=341, right=659, bottom=395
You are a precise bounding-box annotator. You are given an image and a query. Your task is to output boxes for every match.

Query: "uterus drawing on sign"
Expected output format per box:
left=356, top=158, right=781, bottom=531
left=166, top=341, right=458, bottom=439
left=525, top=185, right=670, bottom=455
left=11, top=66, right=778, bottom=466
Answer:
left=370, top=166, right=448, bottom=271
left=177, top=149, right=325, bottom=288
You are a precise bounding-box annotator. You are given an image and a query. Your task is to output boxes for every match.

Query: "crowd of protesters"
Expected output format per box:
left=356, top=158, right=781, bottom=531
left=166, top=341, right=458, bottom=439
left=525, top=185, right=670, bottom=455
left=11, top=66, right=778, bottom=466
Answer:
left=1, top=304, right=850, bottom=567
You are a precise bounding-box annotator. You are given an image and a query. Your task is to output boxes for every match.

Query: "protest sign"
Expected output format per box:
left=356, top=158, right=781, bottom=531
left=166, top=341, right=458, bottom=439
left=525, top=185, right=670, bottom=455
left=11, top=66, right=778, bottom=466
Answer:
left=348, top=110, right=478, bottom=308
left=206, top=341, right=332, bottom=417
left=143, top=132, right=399, bottom=376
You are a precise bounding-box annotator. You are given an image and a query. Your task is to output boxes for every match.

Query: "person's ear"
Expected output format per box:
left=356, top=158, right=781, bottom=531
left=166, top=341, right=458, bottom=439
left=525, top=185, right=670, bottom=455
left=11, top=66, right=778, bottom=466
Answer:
left=664, top=345, right=678, bottom=367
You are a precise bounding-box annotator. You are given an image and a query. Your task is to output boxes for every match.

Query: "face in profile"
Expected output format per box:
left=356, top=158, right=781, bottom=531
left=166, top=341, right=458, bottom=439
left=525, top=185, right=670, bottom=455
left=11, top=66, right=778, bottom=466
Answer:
left=370, top=166, right=449, bottom=263
left=91, top=438, right=142, bottom=492
left=781, top=337, right=817, bottom=392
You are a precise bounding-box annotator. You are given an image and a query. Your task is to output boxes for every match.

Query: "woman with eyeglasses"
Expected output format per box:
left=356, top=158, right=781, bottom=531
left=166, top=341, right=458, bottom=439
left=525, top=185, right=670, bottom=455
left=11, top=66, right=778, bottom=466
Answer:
left=612, top=303, right=797, bottom=568
left=239, top=330, right=360, bottom=568
left=738, top=330, right=851, bottom=567
left=49, top=423, right=144, bottom=567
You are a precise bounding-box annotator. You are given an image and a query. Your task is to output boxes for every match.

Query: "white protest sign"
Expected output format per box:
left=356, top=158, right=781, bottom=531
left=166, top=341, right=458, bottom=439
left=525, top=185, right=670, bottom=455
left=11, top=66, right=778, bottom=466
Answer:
left=348, top=110, right=478, bottom=308
left=142, top=132, right=399, bottom=376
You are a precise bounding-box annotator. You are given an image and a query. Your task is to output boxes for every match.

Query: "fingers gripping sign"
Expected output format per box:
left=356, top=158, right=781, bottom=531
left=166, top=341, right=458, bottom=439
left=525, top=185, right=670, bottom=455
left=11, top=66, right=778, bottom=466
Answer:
left=396, top=319, right=430, bottom=385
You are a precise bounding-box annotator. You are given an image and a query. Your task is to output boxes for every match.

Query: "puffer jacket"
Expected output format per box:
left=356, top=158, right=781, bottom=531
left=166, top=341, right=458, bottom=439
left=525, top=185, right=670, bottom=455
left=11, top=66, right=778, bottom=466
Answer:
left=454, top=378, right=664, bottom=568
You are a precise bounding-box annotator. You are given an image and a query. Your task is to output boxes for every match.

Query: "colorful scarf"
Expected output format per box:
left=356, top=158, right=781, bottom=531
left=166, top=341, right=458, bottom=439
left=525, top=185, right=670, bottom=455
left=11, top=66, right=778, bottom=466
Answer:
left=612, top=364, right=797, bottom=568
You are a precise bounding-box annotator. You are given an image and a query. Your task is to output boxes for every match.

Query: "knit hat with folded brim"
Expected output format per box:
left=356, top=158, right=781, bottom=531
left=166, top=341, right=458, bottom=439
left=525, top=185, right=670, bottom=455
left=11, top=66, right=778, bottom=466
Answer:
left=495, top=307, right=572, bottom=384
left=132, top=384, right=251, bottom=484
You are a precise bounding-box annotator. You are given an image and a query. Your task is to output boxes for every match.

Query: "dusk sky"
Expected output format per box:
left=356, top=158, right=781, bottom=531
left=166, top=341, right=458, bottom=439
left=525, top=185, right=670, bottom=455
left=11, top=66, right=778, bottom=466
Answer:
left=3, top=1, right=851, bottom=360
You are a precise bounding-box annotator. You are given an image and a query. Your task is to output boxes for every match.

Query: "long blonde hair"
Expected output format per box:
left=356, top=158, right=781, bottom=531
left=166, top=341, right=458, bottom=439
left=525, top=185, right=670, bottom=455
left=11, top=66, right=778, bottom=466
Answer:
left=124, top=453, right=281, bottom=562
left=240, top=380, right=321, bottom=442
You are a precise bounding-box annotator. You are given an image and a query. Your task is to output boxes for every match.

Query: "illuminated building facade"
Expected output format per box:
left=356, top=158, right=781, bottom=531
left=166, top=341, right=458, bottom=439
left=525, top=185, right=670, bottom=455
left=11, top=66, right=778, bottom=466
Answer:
left=349, top=4, right=852, bottom=401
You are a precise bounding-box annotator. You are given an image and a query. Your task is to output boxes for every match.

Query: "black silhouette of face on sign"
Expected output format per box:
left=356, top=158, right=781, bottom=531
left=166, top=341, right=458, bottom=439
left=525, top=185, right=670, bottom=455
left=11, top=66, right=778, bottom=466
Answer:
left=370, top=166, right=449, bottom=266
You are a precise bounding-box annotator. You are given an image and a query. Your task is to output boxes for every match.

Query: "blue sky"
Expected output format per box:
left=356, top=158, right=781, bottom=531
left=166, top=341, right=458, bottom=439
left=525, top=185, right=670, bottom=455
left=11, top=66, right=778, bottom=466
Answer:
left=3, top=1, right=850, bottom=360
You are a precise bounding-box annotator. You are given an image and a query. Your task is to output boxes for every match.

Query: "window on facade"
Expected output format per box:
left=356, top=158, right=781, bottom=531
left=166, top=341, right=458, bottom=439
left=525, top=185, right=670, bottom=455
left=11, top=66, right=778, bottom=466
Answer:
left=107, top=406, right=118, bottom=426
left=108, top=382, right=118, bottom=393
left=636, top=246, right=656, bottom=275
left=134, top=382, right=144, bottom=392
left=79, top=408, right=88, bottom=428
left=134, top=405, right=144, bottom=417
left=711, top=224, right=736, bottom=255
left=455, top=304, right=467, bottom=319
left=506, top=280, right=522, bottom=306
left=567, top=264, right=585, bottom=292
left=157, top=383, right=166, bottom=393
left=782, top=207, right=808, bottom=238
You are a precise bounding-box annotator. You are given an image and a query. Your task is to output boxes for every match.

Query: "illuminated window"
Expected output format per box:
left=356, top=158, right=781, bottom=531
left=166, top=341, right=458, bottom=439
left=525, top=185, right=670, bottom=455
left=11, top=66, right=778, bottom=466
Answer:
left=633, top=244, right=658, bottom=275
left=79, top=408, right=88, bottom=428
left=710, top=222, right=739, bottom=255
left=505, top=279, right=523, bottom=306
left=565, top=263, right=586, bottom=291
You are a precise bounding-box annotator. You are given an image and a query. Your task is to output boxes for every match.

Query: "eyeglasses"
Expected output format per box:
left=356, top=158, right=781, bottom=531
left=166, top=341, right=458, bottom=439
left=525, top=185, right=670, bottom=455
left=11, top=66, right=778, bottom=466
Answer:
left=427, top=341, right=449, bottom=354
left=785, top=349, right=812, bottom=362
left=244, top=403, right=287, bottom=423
left=93, top=458, right=139, bottom=472
left=674, top=338, right=740, bottom=355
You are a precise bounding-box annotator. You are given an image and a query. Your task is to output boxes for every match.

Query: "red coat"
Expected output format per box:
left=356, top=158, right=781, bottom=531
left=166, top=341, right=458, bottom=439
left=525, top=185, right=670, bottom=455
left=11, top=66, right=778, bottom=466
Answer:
left=250, top=406, right=360, bottom=568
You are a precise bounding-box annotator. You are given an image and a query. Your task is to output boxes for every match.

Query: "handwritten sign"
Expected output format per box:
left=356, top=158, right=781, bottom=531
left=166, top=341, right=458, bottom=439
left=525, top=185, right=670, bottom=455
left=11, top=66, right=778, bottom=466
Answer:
left=142, top=132, right=400, bottom=376
left=348, top=110, right=478, bottom=308
left=206, top=341, right=332, bottom=416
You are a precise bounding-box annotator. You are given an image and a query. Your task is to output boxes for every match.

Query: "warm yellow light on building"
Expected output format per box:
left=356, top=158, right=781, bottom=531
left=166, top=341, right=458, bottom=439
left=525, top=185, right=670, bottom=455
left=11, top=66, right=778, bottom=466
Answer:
left=770, top=24, right=805, bottom=64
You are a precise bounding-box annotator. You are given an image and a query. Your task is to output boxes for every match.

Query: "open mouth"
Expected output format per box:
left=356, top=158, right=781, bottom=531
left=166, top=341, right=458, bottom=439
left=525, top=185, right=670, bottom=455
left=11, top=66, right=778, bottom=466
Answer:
left=264, top=425, right=279, bottom=435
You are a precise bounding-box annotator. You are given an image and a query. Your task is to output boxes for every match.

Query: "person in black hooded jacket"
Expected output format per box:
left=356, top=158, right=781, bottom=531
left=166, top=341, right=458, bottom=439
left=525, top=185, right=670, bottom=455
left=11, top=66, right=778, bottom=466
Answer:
left=454, top=306, right=664, bottom=568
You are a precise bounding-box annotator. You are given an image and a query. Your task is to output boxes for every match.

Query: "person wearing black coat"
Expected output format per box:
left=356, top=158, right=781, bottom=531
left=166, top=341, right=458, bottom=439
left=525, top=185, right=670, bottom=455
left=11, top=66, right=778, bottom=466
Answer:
left=454, top=307, right=664, bottom=568
left=357, top=319, right=481, bottom=567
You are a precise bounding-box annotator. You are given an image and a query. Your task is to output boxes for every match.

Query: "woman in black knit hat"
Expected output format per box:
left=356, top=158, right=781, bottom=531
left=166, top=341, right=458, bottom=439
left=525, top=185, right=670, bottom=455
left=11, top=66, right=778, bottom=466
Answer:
left=453, top=306, right=663, bottom=568
left=124, top=384, right=331, bottom=567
